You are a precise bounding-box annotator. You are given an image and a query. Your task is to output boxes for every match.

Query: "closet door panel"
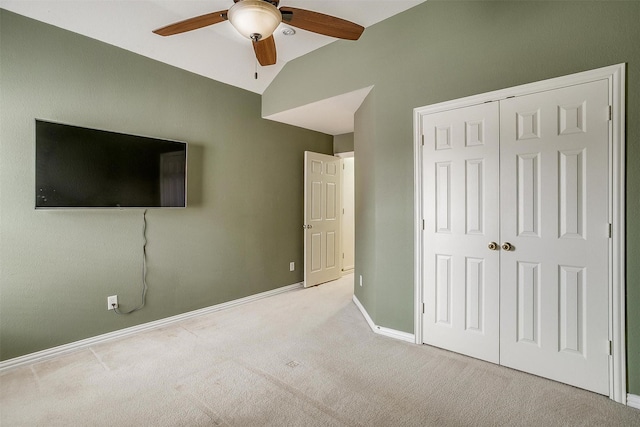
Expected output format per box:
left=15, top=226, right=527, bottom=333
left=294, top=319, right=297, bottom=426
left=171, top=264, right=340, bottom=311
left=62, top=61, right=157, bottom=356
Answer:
left=499, top=79, right=610, bottom=395
left=422, top=102, right=500, bottom=363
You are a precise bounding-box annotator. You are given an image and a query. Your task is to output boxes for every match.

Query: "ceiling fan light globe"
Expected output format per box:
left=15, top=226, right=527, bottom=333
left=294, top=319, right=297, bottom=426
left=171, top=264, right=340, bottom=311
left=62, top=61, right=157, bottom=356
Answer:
left=228, top=0, right=281, bottom=40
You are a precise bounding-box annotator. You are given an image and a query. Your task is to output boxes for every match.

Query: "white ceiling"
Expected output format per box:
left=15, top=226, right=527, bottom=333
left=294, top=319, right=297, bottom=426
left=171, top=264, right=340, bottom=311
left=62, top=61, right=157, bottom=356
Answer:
left=0, top=0, right=425, bottom=134
left=264, top=85, right=373, bottom=135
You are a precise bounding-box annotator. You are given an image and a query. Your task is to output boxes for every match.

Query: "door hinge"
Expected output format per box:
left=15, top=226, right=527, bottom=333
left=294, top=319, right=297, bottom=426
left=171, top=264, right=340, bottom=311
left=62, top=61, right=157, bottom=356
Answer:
left=422, top=219, right=425, bottom=230
left=421, top=135, right=425, bottom=146
left=422, top=303, right=425, bottom=314
left=342, top=253, right=345, bottom=259
left=609, top=105, right=613, bottom=121
left=609, top=223, right=613, bottom=238
left=609, top=340, right=613, bottom=356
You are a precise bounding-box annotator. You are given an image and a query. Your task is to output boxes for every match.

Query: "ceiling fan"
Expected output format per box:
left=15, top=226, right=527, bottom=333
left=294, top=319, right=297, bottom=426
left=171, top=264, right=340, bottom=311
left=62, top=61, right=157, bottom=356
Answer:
left=153, top=0, right=365, bottom=66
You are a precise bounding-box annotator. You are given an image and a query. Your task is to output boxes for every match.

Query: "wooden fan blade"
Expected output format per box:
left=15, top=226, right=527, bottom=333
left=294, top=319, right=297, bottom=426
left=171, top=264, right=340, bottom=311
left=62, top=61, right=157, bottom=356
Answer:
left=253, top=36, right=277, bottom=66
left=279, top=7, right=364, bottom=40
left=153, top=10, right=228, bottom=36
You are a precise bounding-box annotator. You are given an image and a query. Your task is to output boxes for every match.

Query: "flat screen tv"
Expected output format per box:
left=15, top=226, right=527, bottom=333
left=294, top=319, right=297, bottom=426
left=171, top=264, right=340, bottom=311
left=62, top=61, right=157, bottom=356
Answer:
left=35, top=120, right=187, bottom=208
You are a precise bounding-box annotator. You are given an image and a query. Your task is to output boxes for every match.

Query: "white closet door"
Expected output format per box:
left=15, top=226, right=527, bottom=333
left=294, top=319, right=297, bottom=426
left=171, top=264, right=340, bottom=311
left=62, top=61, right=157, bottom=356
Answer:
left=499, top=79, right=610, bottom=394
left=422, top=102, right=501, bottom=363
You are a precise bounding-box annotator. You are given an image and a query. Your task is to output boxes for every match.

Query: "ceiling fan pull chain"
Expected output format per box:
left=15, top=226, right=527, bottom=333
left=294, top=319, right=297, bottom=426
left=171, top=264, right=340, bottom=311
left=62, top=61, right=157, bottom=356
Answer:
left=255, top=59, right=258, bottom=80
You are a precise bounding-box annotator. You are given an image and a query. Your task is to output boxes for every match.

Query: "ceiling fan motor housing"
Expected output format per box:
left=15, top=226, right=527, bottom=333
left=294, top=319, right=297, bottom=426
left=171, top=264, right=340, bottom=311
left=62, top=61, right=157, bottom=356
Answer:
left=228, top=0, right=282, bottom=41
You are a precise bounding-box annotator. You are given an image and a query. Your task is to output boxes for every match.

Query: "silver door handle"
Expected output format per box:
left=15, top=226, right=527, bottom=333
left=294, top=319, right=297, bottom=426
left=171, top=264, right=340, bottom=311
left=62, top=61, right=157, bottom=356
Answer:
left=501, top=242, right=513, bottom=251
left=303, top=225, right=313, bottom=229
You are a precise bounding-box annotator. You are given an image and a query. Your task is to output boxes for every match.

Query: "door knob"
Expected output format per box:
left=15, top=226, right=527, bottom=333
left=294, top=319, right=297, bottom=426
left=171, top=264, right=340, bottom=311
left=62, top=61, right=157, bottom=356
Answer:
left=502, top=242, right=513, bottom=251
left=488, top=242, right=499, bottom=251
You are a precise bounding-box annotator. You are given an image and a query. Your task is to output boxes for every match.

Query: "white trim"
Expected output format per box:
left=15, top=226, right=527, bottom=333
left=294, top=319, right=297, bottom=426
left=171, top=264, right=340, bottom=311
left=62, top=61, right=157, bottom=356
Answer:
left=413, top=64, right=626, bottom=117
left=352, top=295, right=416, bottom=344
left=377, top=327, right=415, bottom=343
left=609, top=64, right=627, bottom=404
left=352, top=295, right=376, bottom=331
left=413, top=64, right=626, bottom=402
left=627, top=394, right=640, bottom=410
left=413, top=105, right=424, bottom=345
left=0, top=282, right=304, bottom=372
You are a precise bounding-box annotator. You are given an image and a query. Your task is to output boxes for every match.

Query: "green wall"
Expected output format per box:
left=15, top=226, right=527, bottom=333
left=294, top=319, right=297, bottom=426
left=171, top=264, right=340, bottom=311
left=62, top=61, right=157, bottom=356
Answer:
left=264, top=1, right=640, bottom=393
left=0, top=10, right=332, bottom=360
left=333, top=133, right=354, bottom=154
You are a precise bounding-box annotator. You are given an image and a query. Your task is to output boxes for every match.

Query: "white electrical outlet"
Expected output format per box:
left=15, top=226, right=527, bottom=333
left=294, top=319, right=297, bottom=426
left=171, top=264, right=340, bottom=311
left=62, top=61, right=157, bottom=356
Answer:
left=289, top=262, right=295, bottom=271
left=107, top=295, right=118, bottom=310
left=359, top=275, right=363, bottom=287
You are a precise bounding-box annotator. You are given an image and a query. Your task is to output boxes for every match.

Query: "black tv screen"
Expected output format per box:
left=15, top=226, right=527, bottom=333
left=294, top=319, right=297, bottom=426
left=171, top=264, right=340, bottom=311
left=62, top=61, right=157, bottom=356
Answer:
left=35, top=120, right=187, bottom=208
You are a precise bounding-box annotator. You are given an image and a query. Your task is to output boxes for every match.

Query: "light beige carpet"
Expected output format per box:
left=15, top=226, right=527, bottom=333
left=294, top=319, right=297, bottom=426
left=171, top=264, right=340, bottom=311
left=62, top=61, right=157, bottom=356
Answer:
left=1, top=274, right=639, bottom=426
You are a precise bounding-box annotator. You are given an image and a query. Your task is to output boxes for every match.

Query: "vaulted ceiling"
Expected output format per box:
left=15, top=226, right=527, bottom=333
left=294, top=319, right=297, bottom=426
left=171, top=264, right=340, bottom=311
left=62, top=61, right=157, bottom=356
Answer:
left=1, top=1, right=426, bottom=135
left=0, top=1, right=424, bottom=94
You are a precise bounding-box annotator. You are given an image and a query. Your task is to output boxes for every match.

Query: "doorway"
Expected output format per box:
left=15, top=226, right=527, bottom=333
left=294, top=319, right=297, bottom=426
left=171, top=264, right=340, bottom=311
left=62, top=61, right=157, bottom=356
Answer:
left=337, top=152, right=355, bottom=274
left=303, top=151, right=342, bottom=287
left=303, top=151, right=356, bottom=286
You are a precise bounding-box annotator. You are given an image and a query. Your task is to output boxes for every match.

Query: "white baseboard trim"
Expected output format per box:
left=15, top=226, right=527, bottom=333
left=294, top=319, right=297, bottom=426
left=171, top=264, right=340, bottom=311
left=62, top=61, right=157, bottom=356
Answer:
left=628, top=394, right=640, bottom=409
left=352, top=295, right=376, bottom=331
left=0, top=282, right=304, bottom=372
left=377, top=326, right=415, bottom=343
left=352, top=295, right=415, bottom=344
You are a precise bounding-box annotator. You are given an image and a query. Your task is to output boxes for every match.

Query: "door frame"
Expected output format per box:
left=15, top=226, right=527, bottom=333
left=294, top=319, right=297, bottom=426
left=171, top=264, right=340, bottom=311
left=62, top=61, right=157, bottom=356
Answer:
left=413, top=64, right=626, bottom=403
left=335, top=151, right=355, bottom=275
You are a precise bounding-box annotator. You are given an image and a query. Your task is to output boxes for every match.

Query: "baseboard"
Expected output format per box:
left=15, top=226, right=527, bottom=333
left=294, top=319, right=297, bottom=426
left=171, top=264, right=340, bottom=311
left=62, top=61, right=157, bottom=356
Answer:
left=0, top=282, right=304, bottom=372
left=377, top=326, right=415, bottom=343
left=628, top=394, right=640, bottom=409
left=352, top=295, right=376, bottom=331
left=352, top=295, right=415, bottom=344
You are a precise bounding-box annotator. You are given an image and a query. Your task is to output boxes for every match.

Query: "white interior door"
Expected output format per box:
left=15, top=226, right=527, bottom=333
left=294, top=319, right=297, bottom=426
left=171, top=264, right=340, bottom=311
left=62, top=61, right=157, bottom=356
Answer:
left=341, top=156, right=355, bottom=272
left=304, top=151, right=342, bottom=287
left=499, top=79, right=610, bottom=394
left=422, top=102, right=501, bottom=363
